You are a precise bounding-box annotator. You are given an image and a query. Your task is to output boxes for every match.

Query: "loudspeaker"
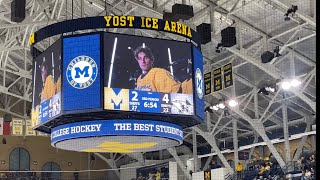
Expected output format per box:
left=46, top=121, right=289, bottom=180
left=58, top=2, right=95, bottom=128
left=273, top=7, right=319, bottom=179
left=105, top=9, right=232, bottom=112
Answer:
left=163, top=12, right=179, bottom=22
left=11, top=0, right=26, bottom=23
left=3, top=114, right=12, bottom=123
left=172, top=4, right=194, bottom=20
left=221, top=27, right=236, bottom=47
left=261, top=51, right=275, bottom=63
left=196, top=23, right=211, bottom=44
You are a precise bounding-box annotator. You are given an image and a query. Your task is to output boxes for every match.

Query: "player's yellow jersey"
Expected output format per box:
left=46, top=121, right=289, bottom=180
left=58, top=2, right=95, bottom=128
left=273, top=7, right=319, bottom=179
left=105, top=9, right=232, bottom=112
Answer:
left=181, top=79, right=193, bottom=94
left=136, top=68, right=180, bottom=93
left=55, top=76, right=61, bottom=93
left=41, top=75, right=55, bottom=102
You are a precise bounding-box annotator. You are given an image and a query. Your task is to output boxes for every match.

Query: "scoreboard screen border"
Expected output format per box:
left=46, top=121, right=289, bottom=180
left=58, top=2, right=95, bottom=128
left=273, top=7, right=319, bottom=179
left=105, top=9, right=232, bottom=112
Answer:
left=33, top=31, right=204, bottom=133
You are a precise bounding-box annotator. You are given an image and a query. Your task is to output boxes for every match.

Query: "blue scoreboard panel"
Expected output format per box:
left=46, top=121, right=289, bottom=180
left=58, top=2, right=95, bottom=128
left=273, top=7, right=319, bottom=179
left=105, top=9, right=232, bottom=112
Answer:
left=104, top=88, right=193, bottom=115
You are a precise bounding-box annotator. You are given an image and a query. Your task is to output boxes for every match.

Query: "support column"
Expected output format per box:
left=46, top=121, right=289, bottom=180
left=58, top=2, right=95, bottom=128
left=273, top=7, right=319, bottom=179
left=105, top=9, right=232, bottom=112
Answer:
left=233, top=119, right=239, bottom=167
left=193, top=129, right=199, bottom=172
left=94, top=153, right=120, bottom=179
left=167, top=148, right=192, bottom=180
left=209, top=4, right=215, bottom=34
left=193, top=126, right=233, bottom=172
left=282, top=104, right=291, bottom=163
left=233, top=109, right=286, bottom=167
left=293, top=119, right=311, bottom=161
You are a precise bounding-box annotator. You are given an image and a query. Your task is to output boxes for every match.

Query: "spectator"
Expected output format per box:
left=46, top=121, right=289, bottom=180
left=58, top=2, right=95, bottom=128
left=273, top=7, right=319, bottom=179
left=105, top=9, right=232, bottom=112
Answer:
left=309, top=155, right=316, bottom=170
left=303, top=169, right=312, bottom=180
left=297, top=157, right=305, bottom=171
left=73, top=171, right=79, bottom=180
left=137, top=173, right=144, bottom=180
left=236, top=162, right=243, bottom=179
left=258, top=164, right=265, bottom=176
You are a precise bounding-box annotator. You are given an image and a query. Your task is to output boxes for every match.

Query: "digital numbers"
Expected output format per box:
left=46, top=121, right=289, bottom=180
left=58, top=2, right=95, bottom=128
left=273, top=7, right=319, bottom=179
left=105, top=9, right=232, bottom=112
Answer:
left=107, top=88, right=193, bottom=115
left=162, top=94, right=169, bottom=103
left=131, top=91, right=138, bottom=101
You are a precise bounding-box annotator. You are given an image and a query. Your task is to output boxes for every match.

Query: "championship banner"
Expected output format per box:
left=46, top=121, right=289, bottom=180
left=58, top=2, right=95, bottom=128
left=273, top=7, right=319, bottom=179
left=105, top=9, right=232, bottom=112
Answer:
left=0, top=118, right=10, bottom=135
left=25, top=120, right=36, bottom=136
left=223, top=63, right=233, bottom=89
left=212, top=67, right=222, bottom=92
left=204, top=170, right=211, bottom=180
left=12, top=119, right=23, bottom=136
left=204, top=72, right=212, bottom=95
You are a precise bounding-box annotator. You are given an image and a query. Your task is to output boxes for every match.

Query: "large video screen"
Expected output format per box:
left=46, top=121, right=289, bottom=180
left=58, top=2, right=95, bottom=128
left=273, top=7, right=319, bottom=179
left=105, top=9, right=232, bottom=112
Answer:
left=31, top=39, right=62, bottom=127
left=104, top=33, right=194, bottom=116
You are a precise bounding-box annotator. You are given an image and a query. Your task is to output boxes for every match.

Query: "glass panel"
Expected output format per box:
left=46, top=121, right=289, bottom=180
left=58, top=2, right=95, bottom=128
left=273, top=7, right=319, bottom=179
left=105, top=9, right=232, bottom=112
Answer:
left=19, top=148, right=30, bottom=171
left=9, top=148, right=19, bottom=171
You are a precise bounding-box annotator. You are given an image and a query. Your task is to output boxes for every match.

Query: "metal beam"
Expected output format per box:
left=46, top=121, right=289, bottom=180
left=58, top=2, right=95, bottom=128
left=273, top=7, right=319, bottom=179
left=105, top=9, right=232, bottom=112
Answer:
left=193, top=129, right=199, bottom=172
left=232, top=119, right=239, bottom=167
left=167, top=147, right=192, bottom=180
left=193, top=126, right=233, bottom=172
left=282, top=104, right=290, bottom=163
left=231, top=108, right=286, bottom=167
left=94, top=153, right=120, bottom=179
left=292, top=117, right=311, bottom=161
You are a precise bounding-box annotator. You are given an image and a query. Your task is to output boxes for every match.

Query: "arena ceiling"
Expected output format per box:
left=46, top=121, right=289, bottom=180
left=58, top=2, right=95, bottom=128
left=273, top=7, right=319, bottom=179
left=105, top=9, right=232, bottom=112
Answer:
left=0, top=0, right=316, bottom=171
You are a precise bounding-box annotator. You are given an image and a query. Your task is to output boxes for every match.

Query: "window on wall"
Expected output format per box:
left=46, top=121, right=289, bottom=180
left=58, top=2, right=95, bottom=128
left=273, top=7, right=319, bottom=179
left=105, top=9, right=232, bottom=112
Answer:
left=41, top=162, right=61, bottom=180
left=227, top=160, right=235, bottom=169
left=293, top=146, right=311, bottom=158
left=9, top=148, right=30, bottom=171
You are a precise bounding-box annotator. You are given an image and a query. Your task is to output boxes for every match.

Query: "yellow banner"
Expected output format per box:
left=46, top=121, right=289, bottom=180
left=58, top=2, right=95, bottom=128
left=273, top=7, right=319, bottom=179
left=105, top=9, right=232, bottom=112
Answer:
left=25, top=120, right=36, bottom=136
left=12, top=119, right=23, bottom=136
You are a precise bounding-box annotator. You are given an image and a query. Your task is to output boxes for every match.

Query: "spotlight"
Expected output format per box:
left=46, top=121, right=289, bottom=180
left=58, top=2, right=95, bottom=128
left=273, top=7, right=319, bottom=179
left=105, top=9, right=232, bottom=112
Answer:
left=228, top=99, right=238, bottom=107
left=281, top=81, right=291, bottom=90
left=218, top=103, right=225, bottom=109
left=258, top=87, right=269, bottom=95
left=212, top=105, right=219, bottom=111
left=265, top=87, right=275, bottom=93
left=290, top=79, right=301, bottom=87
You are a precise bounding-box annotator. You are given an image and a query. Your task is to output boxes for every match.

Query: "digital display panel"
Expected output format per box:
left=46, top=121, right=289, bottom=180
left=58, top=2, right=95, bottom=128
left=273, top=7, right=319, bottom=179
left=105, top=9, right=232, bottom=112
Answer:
left=31, top=39, right=62, bottom=127
left=104, top=33, right=194, bottom=116
left=63, top=33, right=101, bottom=111
left=192, top=46, right=204, bottom=121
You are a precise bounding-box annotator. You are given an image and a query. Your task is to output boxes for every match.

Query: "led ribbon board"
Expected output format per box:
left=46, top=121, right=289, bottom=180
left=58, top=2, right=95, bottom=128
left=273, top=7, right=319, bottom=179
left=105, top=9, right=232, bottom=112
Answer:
left=51, top=120, right=183, bottom=153
left=29, top=16, right=200, bottom=47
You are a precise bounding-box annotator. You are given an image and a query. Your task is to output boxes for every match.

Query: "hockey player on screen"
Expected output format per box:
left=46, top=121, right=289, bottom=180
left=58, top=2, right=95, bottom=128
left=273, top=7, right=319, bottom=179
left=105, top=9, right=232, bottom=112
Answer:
left=133, top=46, right=181, bottom=93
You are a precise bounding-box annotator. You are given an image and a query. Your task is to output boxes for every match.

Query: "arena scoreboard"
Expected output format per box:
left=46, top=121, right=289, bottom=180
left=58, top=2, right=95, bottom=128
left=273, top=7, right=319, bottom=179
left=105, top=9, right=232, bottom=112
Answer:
left=31, top=16, right=204, bottom=153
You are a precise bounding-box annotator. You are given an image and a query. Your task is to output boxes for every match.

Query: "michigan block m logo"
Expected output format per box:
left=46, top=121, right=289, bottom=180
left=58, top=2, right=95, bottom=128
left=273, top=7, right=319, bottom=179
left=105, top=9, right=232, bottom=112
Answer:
left=75, top=66, right=89, bottom=78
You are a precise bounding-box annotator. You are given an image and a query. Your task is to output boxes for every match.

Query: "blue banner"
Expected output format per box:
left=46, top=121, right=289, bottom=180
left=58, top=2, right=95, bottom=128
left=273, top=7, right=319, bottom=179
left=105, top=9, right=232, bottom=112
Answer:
left=63, top=34, right=101, bottom=111
left=51, top=120, right=183, bottom=144
left=192, top=46, right=204, bottom=121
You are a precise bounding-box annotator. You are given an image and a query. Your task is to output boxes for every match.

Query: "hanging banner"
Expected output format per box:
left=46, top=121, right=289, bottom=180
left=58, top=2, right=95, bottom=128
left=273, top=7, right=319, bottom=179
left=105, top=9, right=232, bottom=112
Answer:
left=204, top=170, right=211, bottom=180
left=0, top=118, right=3, bottom=135
left=223, top=63, right=233, bottom=89
left=12, top=119, right=23, bottom=136
left=204, top=72, right=212, bottom=95
left=212, top=67, right=222, bottom=92
left=25, top=120, right=36, bottom=136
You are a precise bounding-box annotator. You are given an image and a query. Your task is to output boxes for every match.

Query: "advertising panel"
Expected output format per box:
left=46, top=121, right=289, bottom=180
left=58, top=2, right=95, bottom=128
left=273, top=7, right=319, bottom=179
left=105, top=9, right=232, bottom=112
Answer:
left=103, top=33, right=194, bottom=116
left=31, top=39, right=61, bottom=126
left=63, top=33, right=101, bottom=111
left=192, top=46, right=204, bottom=121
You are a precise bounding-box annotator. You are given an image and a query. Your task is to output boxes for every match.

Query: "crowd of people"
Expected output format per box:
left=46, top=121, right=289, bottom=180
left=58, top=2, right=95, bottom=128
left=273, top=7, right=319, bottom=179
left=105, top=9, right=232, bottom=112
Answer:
left=297, top=154, right=316, bottom=180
